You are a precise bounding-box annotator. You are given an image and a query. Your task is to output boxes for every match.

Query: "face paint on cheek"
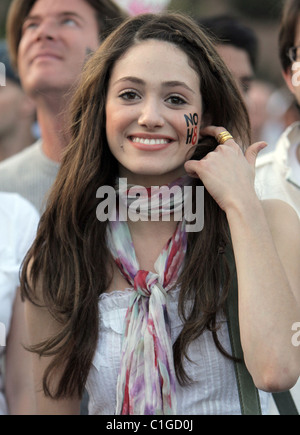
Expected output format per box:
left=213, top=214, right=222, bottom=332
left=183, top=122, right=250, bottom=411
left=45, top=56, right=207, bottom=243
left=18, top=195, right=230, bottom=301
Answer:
left=184, top=113, right=199, bottom=145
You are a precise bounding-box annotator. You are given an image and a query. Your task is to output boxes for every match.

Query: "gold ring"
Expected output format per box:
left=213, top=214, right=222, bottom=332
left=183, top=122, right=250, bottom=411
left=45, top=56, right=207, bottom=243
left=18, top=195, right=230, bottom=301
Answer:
left=217, top=131, right=233, bottom=144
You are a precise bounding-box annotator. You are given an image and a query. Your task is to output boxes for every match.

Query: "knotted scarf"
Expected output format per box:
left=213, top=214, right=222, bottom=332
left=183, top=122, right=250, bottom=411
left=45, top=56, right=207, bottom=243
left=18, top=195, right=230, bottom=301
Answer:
left=106, top=179, right=189, bottom=415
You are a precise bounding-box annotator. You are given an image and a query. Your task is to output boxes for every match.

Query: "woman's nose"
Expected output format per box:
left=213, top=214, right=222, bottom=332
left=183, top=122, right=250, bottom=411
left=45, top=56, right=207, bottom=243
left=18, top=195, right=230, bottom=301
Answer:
left=138, top=99, right=164, bottom=129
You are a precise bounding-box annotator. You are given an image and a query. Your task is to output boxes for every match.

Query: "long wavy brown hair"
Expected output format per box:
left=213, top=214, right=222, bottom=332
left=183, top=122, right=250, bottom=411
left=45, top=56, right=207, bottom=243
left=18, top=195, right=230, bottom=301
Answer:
left=21, top=12, right=251, bottom=399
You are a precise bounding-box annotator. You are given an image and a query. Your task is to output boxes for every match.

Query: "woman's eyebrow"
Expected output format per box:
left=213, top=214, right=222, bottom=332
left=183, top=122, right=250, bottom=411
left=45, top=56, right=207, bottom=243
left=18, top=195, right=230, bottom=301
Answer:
left=162, top=81, right=196, bottom=94
left=113, top=77, right=195, bottom=93
left=113, top=76, right=145, bottom=87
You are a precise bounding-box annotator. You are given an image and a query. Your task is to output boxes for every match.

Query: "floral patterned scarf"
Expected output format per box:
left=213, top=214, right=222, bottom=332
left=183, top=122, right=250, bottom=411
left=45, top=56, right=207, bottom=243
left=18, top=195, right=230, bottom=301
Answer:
left=107, top=183, right=188, bottom=415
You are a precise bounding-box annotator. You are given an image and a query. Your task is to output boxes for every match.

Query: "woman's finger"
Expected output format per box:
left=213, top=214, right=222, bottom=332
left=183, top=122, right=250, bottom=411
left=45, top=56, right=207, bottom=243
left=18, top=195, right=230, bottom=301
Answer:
left=245, top=142, right=268, bottom=168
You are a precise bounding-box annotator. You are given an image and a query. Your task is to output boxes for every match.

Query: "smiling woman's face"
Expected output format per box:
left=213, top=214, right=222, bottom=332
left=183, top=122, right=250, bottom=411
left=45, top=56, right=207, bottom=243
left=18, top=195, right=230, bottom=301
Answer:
left=105, top=39, right=203, bottom=186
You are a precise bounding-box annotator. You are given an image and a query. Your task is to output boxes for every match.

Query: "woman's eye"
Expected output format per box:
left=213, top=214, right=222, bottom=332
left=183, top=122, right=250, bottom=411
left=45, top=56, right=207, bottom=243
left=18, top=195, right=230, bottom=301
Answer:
left=119, top=91, right=140, bottom=101
left=166, top=95, right=186, bottom=105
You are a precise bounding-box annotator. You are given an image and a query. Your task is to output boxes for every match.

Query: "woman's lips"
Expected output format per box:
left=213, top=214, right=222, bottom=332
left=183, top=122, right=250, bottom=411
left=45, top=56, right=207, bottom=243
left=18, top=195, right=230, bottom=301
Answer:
left=128, top=135, right=173, bottom=151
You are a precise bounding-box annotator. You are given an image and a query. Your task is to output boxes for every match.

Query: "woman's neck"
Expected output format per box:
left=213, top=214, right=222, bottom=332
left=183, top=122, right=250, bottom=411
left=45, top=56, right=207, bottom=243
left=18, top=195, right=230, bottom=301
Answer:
left=127, top=219, right=179, bottom=273
left=118, top=168, right=188, bottom=189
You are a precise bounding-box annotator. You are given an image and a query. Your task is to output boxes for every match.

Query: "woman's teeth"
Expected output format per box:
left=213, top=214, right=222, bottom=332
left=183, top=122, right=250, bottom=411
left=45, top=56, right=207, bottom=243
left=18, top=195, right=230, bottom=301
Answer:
left=131, top=137, right=169, bottom=145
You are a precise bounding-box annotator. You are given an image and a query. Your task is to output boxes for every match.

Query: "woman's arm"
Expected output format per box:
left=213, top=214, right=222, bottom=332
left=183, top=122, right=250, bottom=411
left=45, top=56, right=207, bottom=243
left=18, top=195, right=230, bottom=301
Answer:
left=185, top=125, right=300, bottom=392
left=24, top=297, right=81, bottom=415
left=227, top=197, right=300, bottom=392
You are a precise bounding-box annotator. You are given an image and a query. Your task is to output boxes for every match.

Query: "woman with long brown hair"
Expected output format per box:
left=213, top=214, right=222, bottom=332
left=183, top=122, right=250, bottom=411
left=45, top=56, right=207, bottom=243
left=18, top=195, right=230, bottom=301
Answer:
left=21, top=12, right=300, bottom=415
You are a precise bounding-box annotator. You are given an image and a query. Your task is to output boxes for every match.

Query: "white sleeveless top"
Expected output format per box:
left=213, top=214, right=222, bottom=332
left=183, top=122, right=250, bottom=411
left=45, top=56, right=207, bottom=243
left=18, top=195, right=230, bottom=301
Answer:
left=86, top=287, right=270, bottom=415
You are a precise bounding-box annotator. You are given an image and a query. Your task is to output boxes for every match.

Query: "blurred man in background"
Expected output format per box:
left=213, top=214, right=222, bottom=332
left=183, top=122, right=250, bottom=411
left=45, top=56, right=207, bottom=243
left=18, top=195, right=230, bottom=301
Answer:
left=198, top=15, right=258, bottom=101
left=0, top=41, right=36, bottom=161
left=0, top=0, right=126, bottom=212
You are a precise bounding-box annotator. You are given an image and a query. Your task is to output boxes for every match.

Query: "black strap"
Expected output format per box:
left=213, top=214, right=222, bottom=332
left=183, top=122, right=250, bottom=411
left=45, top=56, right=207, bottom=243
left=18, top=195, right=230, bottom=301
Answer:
left=225, top=246, right=298, bottom=415
left=225, top=246, right=262, bottom=415
left=272, top=391, right=299, bottom=415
